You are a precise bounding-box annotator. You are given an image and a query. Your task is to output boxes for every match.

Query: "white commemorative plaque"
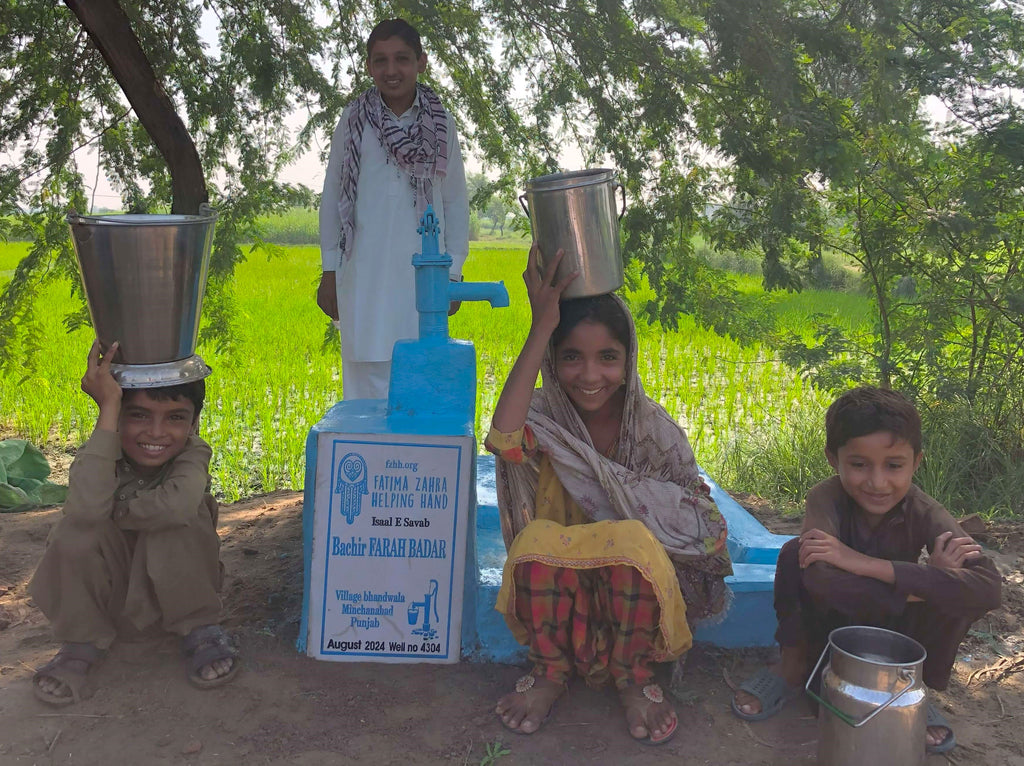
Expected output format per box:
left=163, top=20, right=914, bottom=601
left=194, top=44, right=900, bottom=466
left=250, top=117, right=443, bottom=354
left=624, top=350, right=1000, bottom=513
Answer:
left=307, top=432, right=472, bottom=663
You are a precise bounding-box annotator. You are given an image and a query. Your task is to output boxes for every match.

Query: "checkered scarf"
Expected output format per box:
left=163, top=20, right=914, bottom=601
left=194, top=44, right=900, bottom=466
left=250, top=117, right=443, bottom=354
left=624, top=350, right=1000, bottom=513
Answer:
left=335, top=84, right=450, bottom=261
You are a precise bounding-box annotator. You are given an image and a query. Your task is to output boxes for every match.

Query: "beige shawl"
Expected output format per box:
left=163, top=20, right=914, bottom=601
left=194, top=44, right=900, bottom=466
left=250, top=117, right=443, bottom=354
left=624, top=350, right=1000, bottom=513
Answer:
left=495, top=295, right=733, bottom=622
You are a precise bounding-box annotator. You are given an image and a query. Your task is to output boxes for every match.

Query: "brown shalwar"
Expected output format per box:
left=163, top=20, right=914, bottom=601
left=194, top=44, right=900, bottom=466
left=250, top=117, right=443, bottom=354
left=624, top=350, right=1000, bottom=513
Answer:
left=776, top=476, right=1001, bottom=690
left=29, top=429, right=222, bottom=649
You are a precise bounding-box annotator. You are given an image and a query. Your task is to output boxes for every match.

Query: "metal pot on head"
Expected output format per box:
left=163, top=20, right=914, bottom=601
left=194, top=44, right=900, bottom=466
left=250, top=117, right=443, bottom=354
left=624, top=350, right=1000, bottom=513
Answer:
left=520, top=169, right=626, bottom=299
left=67, top=208, right=217, bottom=388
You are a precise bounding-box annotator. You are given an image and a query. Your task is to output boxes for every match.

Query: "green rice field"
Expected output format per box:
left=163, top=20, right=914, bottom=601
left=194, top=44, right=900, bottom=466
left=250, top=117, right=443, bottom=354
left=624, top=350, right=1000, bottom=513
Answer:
left=0, top=239, right=860, bottom=501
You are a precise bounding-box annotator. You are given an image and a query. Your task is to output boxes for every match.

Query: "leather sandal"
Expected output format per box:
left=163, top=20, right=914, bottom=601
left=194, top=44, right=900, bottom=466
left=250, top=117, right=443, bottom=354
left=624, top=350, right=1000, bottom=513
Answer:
left=182, top=624, right=241, bottom=689
left=33, top=642, right=103, bottom=707
left=731, top=668, right=801, bottom=722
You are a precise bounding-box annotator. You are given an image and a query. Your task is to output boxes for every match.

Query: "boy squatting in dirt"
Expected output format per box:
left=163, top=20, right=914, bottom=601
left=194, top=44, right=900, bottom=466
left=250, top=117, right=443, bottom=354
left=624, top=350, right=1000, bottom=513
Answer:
left=731, top=386, right=1002, bottom=755
left=28, top=340, right=239, bottom=705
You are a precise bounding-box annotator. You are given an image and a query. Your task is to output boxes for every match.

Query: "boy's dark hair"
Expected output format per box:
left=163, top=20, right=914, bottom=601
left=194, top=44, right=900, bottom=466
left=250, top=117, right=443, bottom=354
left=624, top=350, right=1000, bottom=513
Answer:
left=367, top=18, right=423, bottom=58
left=825, top=386, right=922, bottom=455
left=551, top=294, right=632, bottom=358
left=122, top=379, right=206, bottom=422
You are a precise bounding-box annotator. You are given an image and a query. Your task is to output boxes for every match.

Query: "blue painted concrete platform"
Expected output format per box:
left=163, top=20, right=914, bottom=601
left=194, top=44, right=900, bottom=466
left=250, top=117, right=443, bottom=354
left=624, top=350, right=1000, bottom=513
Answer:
left=466, top=454, right=794, bottom=662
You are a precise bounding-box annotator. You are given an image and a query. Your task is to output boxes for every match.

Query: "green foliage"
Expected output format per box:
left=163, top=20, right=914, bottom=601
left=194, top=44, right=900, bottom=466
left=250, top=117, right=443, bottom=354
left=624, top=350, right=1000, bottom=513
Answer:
left=479, top=741, right=511, bottom=766
left=916, top=397, right=1024, bottom=520
left=697, top=0, right=1024, bottom=464
left=0, top=240, right=827, bottom=503
left=780, top=111, right=1024, bottom=457
left=3, top=0, right=1024, bottom=512
left=712, top=396, right=832, bottom=515
left=4, top=0, right=1021, bottom=332
left=252, top=207, right=320, bottom=246
left=5, top=238, right=1021, bottom=514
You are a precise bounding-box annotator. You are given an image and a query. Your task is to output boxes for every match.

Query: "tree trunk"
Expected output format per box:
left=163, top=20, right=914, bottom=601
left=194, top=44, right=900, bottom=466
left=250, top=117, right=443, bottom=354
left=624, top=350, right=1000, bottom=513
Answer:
left=64, top=0, right=207, bottom=215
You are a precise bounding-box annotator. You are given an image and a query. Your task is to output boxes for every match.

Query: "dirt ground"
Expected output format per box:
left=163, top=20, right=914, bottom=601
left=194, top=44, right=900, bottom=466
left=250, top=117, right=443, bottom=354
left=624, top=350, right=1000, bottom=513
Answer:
left=1, top=491, right=1022, bottom=766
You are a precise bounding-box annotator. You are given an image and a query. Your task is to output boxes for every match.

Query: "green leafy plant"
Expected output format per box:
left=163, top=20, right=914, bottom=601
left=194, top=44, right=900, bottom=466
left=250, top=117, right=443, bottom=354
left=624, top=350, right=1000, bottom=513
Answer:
left=479, top=741, right=511, bottom=766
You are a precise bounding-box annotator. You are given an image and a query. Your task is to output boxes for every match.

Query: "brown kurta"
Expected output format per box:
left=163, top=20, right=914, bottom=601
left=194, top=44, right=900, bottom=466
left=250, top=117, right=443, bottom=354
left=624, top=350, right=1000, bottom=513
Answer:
left=29, top=429, right=222, bottom=648
left=776, top=476, right=1002, bottom=689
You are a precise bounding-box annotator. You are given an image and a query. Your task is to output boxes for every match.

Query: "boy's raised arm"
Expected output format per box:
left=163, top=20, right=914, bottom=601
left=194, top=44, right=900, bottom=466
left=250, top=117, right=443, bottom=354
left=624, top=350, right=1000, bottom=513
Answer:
left=63, top=340, right=123, bottom=523
left=81, top=339, right=121, bottom=433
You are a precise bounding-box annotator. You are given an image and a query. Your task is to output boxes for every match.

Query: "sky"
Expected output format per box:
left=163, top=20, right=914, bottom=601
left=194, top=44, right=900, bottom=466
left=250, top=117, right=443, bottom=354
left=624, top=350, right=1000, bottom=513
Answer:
left=65, top=8, right=591, bottom=212
left=70, top=7, right=494, bottom=211
left=72, top=111, right=339, bottom=211
left=70, top=97, right=954, bottom=213
left=46, top=7, right=966, bottom=214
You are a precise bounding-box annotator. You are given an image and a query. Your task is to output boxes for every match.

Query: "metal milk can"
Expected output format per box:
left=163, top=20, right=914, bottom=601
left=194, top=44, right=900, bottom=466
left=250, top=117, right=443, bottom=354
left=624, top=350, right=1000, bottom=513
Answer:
left=807, top=626, right=928, bottom=766
left=519, top=169, right=625, bottom=299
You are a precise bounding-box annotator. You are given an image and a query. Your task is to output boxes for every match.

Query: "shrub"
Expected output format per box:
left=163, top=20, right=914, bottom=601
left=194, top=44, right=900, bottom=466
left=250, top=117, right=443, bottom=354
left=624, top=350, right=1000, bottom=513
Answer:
left=254, top=208, right=319, bottom=245
left=916, top=397, right=1024, bottom=518
left=709, top=396, right=831, bottom=513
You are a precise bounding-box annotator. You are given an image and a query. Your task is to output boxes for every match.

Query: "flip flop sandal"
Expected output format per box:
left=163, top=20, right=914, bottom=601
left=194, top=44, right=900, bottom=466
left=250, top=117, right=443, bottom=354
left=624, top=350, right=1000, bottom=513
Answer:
left=621, top=683, right=679, bottom=746
left=730, top=668, right=799, bottom=722
left=182, top=624, right=241, bottom=690
left=926, top=702, right=957, bottom=754
left=33, top=642, right=103, bottom=707
left=498, top=674, right=565, bottom=735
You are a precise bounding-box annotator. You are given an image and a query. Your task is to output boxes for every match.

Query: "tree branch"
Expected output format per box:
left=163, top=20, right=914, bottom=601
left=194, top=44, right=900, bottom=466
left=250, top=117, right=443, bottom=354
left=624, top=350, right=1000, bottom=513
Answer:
left=63, top=0, right=207, bottom=214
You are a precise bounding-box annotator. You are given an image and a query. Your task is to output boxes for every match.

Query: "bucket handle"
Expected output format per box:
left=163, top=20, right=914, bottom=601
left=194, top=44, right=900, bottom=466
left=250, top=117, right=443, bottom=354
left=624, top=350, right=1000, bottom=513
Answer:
left=615, top=183, right=626, bottom=219
left=805, top=643, right=917, bottom=728
left=518, top=194, right=529, bottom=217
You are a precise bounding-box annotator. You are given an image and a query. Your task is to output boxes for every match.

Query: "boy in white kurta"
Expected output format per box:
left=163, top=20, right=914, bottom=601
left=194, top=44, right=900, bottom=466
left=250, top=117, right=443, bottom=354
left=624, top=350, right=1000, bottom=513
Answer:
left=318, top=18, right=469, bottom=400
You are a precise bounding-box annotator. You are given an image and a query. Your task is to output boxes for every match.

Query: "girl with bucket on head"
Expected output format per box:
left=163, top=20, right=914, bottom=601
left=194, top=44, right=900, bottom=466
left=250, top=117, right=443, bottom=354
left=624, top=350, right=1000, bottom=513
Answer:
left=487, top=245, right=732, bottom=744
left=731, top=386, right=1002, bottom=756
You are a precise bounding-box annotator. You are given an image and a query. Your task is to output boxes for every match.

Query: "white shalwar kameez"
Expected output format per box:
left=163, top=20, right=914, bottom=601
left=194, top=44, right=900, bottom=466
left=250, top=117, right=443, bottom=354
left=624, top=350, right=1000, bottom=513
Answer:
left=319, top=98, right=469, bottom=400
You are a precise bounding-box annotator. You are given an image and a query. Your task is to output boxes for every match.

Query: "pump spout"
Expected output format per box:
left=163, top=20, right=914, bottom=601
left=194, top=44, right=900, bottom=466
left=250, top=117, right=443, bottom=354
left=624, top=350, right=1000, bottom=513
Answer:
left=449, top=280, right=509, bottom=308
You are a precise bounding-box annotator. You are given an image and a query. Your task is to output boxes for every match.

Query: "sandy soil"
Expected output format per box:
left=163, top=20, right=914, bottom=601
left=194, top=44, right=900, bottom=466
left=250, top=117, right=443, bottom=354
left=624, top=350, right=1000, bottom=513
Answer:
left=1, top=491, right=1021, bottom=766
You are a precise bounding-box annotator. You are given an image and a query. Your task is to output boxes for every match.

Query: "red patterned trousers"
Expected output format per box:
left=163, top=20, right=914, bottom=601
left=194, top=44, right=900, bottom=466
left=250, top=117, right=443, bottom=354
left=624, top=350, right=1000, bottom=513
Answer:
left=512, top=560, right=661, bottom=689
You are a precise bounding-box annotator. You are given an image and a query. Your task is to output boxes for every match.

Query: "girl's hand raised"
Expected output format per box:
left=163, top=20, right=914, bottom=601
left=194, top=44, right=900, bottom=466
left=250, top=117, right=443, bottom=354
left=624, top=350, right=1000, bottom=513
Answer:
left=523, top=244, right=578, bottom=336
left=491, top=245, right=578, bottom=434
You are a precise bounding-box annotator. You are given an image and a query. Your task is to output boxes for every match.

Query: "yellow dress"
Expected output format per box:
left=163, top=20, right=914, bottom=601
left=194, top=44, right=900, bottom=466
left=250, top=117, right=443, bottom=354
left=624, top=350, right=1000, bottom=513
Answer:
left=487, top=425, right=693, bottom=662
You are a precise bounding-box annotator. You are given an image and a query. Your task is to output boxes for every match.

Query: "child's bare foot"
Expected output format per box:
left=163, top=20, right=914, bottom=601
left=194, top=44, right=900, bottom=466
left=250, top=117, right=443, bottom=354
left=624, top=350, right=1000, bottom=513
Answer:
left=619, top=683, right=678, bottom=744
left=33, top=643, right=102, bottom=706
left=495, top=675, right=565, bottom=734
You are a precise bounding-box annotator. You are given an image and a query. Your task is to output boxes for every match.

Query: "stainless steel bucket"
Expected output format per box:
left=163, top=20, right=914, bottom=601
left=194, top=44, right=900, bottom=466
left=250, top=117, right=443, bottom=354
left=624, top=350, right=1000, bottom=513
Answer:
left=520, top=169, right=625, bottom=299
left=67, top=211, right=216, bottom=366
left=808, top=626, right=928, bottom=766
